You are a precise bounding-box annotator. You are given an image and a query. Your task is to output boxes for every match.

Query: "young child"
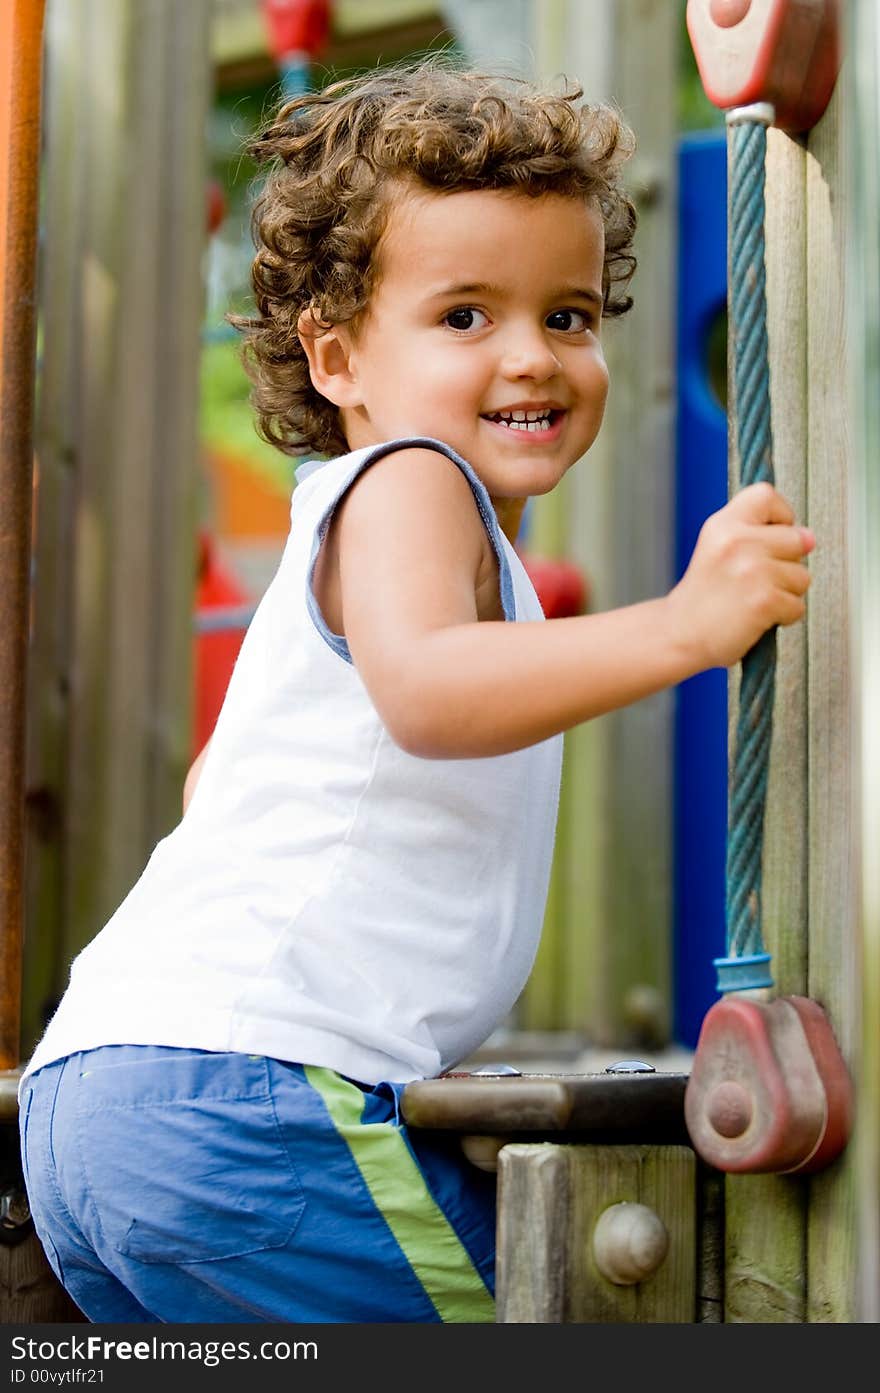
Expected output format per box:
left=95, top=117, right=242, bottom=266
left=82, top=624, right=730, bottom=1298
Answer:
left=18, top=61, right=814, bottom=1325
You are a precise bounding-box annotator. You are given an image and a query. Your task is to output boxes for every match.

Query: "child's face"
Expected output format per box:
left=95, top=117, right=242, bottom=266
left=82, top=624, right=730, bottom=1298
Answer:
left=334, top=187, right=610, bottom=511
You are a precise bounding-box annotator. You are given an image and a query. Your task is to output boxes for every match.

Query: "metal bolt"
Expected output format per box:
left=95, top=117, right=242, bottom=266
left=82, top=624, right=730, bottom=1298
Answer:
left=0, top=1185, right=31, bottom=1230
left=470, top=1064, right=522, bottom=1076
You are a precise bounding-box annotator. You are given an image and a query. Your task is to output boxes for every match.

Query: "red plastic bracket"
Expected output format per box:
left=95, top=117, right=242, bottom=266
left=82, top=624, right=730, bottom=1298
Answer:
left=686, top=0, right=841, bottom=132
left=684, top=993, right=853, bottom=1173
left=260, top=0, right=331, bottom=62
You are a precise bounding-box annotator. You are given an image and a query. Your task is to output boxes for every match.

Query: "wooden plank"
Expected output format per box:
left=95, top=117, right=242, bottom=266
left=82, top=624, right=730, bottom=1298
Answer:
left=762, top=127, right=809, bottom=996
left=525, top=0, right=677, bottom=1043
left=584, top=0, right=677, bottom=1045
left=145, top=2, right=211, bottom=839
left=509, top=0, right=609, bottom=1033
left=23, top=0, right=89, bottom=1054
left=723, top=126, right=809, bottom=1325
left=847, top=0, right=880, bottom=1324
left=25, top=0, right=212, bottom=1026
left=497, top=1142, right=696, bottom=1322
left=725, top=1174, right=807, bottom=1321
left=496, top=1143, right=569, bottom=1322
left=567, top=1145, right=696, bottom=1322
left=401, top=1071, right=688, bottom=1136
left=803, top=81, right=859, bottom=1324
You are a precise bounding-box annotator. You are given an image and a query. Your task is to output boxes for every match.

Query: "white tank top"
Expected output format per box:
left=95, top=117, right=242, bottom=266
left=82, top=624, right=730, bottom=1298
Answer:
left=22, top=438, right=563, bottom=1087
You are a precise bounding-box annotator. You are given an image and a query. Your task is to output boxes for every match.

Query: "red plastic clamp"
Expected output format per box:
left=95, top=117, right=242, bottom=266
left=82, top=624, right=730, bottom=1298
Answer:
left=684, top=993, right=853, bottom=1173
left=686, top=0, right=841, bottom=132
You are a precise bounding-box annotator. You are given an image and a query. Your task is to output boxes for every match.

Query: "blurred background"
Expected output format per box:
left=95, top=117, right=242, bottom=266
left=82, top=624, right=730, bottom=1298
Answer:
left=22, top=0, right=731, bottom=1067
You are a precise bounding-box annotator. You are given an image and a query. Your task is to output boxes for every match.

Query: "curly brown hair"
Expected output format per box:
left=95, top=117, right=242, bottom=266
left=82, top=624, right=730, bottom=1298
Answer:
left=230, top=59, right=638, bottom=459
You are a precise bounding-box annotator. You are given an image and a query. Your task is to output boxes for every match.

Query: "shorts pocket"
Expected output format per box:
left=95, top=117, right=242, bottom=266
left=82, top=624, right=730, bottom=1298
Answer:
left=75, top=1051, right=306, bottom=1264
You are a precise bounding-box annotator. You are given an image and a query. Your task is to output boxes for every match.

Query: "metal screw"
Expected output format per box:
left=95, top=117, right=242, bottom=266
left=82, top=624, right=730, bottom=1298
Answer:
left=605, top=1060, right=656, bottom=1074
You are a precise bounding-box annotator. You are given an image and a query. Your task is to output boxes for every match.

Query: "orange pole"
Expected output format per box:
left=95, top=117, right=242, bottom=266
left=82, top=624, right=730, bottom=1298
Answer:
left=0, top=0, right=46, bottom=1071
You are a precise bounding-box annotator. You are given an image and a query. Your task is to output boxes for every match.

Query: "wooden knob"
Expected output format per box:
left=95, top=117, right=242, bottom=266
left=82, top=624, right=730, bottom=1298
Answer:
left=460, top=1134, right=506, bottom=1172
left=592, top=1202, right=669, bottom=1285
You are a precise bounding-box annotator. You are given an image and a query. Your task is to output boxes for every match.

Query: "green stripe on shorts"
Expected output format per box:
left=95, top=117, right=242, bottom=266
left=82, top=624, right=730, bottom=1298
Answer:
left=305, top=1066, right=495, bottom=1323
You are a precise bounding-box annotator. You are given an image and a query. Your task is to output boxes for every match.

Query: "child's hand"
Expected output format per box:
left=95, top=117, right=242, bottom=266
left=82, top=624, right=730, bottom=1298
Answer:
left=669, top=482, right=815, bottom=670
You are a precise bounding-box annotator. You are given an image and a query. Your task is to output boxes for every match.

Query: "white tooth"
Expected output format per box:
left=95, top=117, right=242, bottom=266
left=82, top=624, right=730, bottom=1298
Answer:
left=512, top=411, right=527, bottom=422
left=526, top=411, right=540, bottom=421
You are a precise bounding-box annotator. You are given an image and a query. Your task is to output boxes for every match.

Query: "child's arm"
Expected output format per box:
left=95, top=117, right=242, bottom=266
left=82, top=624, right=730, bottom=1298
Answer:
left=332, top=448, right=814, bottom=760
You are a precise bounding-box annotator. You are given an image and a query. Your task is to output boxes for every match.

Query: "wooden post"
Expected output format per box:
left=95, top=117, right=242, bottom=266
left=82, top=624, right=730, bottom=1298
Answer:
left=23, top=0, right=213, bottom=1056
left=519, top=0, right=677, bottom=1045
left=496, top=1142, right=696, bottom=1322
left=723, top=64, right=860, bottom=1324
left=722, top=123, right=810, bottom=1325
left=847, top=0, right=880, bottom=1325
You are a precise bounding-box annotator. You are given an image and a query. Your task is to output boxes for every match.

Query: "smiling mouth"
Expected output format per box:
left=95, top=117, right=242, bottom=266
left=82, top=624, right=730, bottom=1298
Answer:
left=481, top=408, right=564, bottom=433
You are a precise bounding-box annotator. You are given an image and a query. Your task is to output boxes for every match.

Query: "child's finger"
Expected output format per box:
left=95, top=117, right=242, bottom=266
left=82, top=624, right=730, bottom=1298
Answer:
left=773, top=589, right=808, bottom=626
left=771, top=559, right=813, bottom=595
left=758, top=523, right=816, bottom=560
left=799, top=526, right=816, bottom=555
left=728, top=481, right=795, bottom=526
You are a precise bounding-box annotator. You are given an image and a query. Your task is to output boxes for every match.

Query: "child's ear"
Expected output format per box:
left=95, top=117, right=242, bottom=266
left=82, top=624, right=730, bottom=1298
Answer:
left=297, top=310, right=362, bottom=409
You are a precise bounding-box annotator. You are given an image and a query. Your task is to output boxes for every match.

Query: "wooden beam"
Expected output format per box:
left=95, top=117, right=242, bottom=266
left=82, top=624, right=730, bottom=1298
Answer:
left=24, top=0, right=212, bottom=1051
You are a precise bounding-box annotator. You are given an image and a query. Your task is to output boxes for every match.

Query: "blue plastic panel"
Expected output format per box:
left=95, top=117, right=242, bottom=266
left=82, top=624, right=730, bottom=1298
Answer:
left=673, top=131, right=729, bottom=1048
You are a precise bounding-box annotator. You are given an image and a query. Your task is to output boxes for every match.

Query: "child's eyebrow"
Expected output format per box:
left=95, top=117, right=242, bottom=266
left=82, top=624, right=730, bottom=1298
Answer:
left=423, top=281, right=504, bottom=301
left=553, top=286, right=604, bottom=308
left=424, top=282, right=603, bottom=306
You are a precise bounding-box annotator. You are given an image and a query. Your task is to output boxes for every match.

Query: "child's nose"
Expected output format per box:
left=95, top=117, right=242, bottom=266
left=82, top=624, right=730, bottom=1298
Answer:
left=499, top=329, right=561, bottom=383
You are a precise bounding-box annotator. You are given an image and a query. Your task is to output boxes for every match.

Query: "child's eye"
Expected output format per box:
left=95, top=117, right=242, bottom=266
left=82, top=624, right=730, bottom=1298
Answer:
left=442, top=307, right=489, bottom=333
left=546, top=308, right=593, bottom=333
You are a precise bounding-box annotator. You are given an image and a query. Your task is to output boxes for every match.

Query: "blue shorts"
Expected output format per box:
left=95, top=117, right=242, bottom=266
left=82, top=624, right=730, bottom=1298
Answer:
left=18, top=1045, right=497, bottom=1323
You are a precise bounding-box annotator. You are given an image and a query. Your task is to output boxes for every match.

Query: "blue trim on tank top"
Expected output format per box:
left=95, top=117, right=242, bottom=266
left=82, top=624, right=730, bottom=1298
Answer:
left=305, top=437, right=517, bottom=664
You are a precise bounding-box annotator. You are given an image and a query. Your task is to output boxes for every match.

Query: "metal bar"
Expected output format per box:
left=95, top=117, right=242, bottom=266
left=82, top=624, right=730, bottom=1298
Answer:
left=0, top=0, right=46, bottom=1071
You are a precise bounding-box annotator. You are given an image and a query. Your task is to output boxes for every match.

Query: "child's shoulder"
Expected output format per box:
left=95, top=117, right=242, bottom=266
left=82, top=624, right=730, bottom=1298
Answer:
left=333, top=438, right=487, bottom=544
